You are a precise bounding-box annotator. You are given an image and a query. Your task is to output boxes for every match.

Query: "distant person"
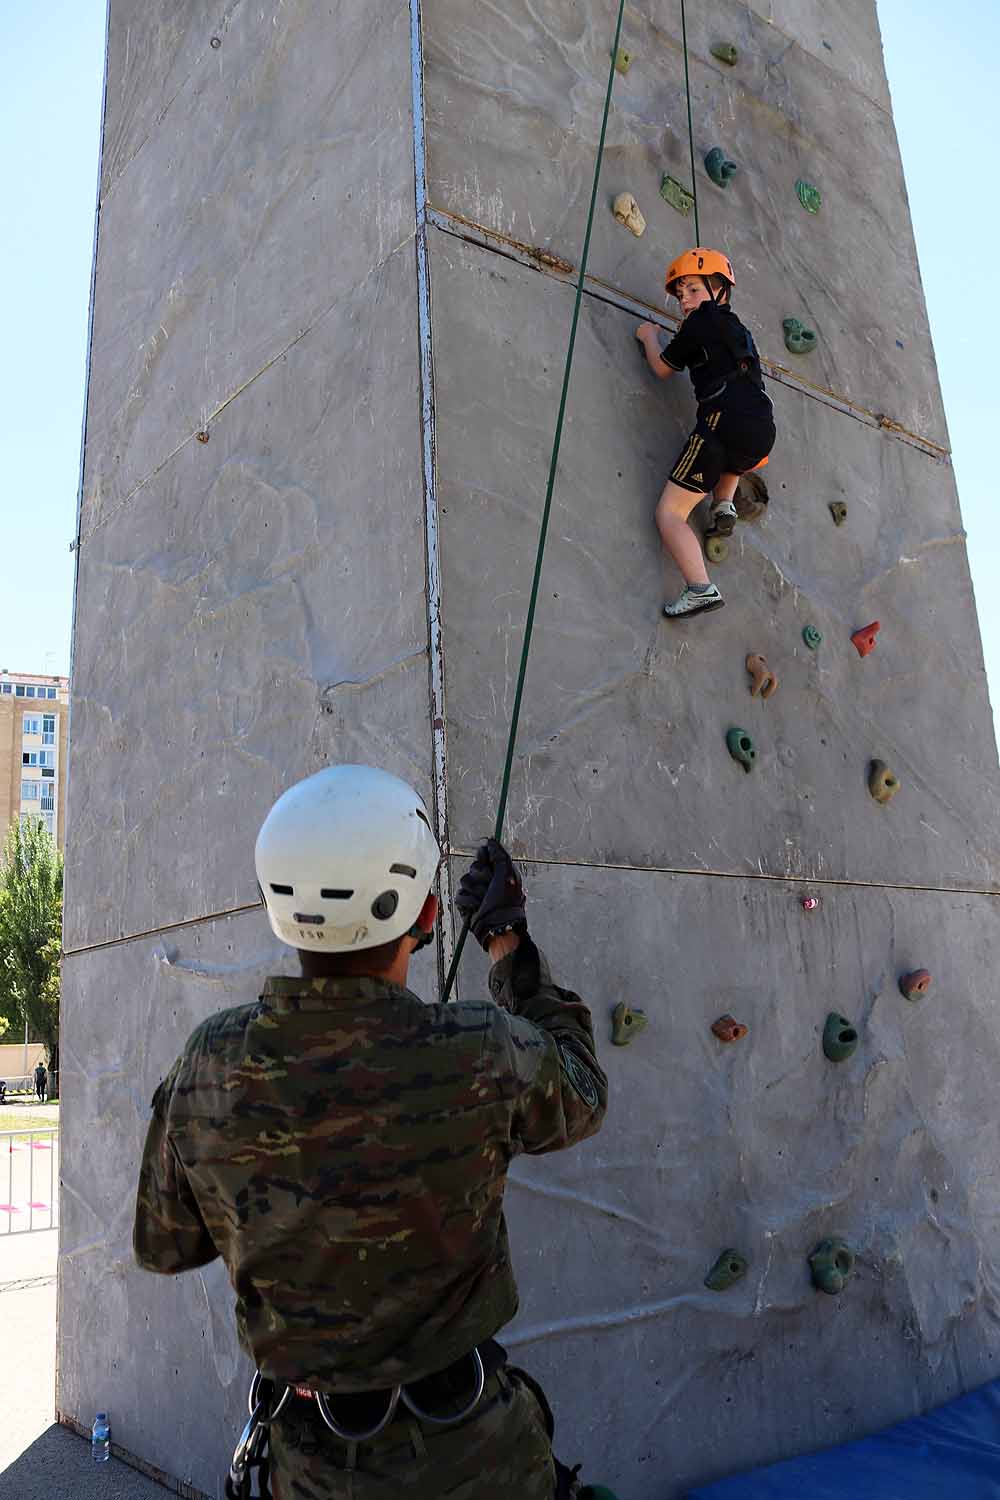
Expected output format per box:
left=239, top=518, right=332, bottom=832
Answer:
left=34, top=1062, right=47, bottom=1102
left=635, top=247, right=776, bottom=620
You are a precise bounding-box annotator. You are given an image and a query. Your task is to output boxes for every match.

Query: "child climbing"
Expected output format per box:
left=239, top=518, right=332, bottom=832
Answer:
left=635, top=248, right=776, bottom=619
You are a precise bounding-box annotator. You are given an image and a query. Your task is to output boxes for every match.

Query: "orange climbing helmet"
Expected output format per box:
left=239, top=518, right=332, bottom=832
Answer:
left=665, top=248, right=735, bottom=298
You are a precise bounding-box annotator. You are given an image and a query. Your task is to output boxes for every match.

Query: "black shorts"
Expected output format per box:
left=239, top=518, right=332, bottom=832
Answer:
left=669, top=398, right=776, bottom=495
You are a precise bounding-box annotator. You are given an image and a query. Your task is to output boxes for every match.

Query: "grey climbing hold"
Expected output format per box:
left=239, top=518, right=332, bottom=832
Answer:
left=783, top=317, right=817, bottom=355
left=611, top=1002, right=648, bottom=1046
left=660, top=175, right=695, bottom=217
left=705, top=1250, right=748, bottom=1291
left=705, top=148, right=739, bottom=189
left=809, top=1237, right=854, bottom=1294
left=711, top=42, right=739, bottom=66
left=796, top=179, right=822, bottom=213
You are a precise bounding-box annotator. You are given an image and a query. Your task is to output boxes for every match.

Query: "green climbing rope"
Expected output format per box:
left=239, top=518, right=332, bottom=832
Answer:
left=680, top=0, right=701, bottom=243
left=441, top=0, right=627, bottom=1003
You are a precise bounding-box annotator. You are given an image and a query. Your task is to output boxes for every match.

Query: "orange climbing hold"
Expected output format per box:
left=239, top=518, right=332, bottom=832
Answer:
left=746, top=653, right=778, bottom=699
left=851, top=622, right=880, bottom=657
left=899, top=969, right=933, bottom=1001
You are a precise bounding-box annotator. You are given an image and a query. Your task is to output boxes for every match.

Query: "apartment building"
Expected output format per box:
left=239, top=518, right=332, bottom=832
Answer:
left=0, top=671, right=70, bottom=849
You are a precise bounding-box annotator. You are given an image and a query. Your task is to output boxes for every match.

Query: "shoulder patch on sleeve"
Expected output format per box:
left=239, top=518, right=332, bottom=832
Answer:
left=560, top=1045, right=600, bottom=1108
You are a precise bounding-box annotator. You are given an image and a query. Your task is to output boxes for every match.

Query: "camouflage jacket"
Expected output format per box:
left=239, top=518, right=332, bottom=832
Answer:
left=133, top=938, right=607, bottom=1390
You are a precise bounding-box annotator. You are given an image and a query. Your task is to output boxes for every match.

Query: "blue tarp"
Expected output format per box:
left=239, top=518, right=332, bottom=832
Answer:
left=687, top=1379, right=1000, bottom=1498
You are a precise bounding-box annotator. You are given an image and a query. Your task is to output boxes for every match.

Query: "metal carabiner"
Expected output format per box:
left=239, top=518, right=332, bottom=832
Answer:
left=228, top=1402, right=268, bottom=1495
left=248, top=1370, right=292, bottom=1425
left=314, top=1383, right=403, bottom=1443
left=400, top=1347, right=486, bottom=1427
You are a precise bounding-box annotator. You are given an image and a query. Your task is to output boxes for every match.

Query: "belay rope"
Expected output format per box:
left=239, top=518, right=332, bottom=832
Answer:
left=441, top=0, right=627, bottom=1002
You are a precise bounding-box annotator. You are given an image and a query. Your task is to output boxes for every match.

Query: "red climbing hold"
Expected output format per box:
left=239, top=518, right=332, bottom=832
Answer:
left=801, top=896, right=820, bottom=911
left=712, top=1014, right=748, bottom=1043
left=851, top=622, right=880, bottom=657
left=899, top=969, right=933, bottom=1001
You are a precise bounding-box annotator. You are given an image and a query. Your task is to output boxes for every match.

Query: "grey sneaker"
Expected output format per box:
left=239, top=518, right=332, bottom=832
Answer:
left=709, top=499, right=738, bottom=536
left=662, top=584, right=725, bottom=619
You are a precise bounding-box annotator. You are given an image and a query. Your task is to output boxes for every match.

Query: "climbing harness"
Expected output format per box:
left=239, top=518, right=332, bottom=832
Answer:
left=226, top=1350, right=488, bottom=1495
left=440, top=0, right=627, bottom=1003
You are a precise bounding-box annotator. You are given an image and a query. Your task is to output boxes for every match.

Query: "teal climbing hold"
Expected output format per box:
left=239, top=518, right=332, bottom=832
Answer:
left=711, top=42, right=739, bottom=66
left=726, top=727, right=756, bottom=773
left=802, top=624, right=823, bottom=650
left=705, top=147, right=739, bottom=189
left=660, top=174, right=695, bottom=217
left=705, top=1249, right=749, bottom=1291
left=809, top=1237, right=854, bottom=1295
left=823, top=1012, right=859, bottom=1063
left=784, top=317, right=818, bottom=354
left=796, top=179, right=822, bottom=213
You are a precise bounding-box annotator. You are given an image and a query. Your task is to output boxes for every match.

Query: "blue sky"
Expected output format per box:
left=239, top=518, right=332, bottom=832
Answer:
left=1, top=2, right=997, bottom=733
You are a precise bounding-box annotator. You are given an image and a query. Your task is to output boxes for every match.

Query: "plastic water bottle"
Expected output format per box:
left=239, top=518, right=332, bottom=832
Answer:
left=91, top=1411, right=110, bottom=1462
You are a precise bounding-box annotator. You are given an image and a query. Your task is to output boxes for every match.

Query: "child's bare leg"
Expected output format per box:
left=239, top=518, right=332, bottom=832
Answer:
left=655, top=481, right=710, bottom=586
left=711, top=472, right=740, bottom=507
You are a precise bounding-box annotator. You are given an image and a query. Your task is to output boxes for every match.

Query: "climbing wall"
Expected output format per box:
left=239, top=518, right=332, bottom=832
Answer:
left=61, top=2, right=1000, bottom=1496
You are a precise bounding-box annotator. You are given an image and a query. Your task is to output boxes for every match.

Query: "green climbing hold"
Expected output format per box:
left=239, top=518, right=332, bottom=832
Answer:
left=726, top=727, right=756, bottom=773
left=611, top=1001, right=648, bottom=1046
left=809, top=1237, right=854, bottom=1295
left=711, top=42, right=739, bottom=66
left=802, top=624, right=822, bottom=650
left=705, top=534, right=729, bottom=564
left=705, top=1249, right=748, bottom=1291
left=796, top=179, right=822, bottom=213
left=823, top=1012, right=859, bottom=1063
left=660, top=174, right=695, bottom=217
left=829, top=501, right=848, bottom=526
left=705, top=147, right=739, bottom=189
left=614, top=47, right=632, bottom=75
left=783, top=317, right=817, bottom=355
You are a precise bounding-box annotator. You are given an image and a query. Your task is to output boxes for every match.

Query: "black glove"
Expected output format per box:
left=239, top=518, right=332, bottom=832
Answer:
left=455, top=838, right=527, bottom=950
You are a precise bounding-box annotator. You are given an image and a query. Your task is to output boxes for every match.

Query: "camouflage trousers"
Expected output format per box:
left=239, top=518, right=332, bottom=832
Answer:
left=269, top=1365, right=568, bottom=1500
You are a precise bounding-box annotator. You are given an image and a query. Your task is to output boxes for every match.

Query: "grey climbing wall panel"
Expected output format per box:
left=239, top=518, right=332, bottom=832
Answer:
left=61, top=1, right=1000, bottom=1496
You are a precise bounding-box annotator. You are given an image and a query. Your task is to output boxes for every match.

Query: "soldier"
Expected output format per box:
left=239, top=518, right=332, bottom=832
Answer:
left=134, top=764, right=609, bottom=1499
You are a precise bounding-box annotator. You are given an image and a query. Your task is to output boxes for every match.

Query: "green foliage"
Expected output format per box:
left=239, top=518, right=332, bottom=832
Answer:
left=0, top=818, right=62, bottom=1080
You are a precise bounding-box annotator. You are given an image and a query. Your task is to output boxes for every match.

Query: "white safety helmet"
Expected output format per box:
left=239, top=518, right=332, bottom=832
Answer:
left=255, top=765, right=440, bottom=952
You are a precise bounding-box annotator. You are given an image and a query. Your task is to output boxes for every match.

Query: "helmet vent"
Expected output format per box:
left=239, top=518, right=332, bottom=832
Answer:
left=390, top=863, right=417, bottom=879
left=270, top=883, right=294, bottom=895
left=321, top=888, right=354, bottom=900
left=371, top=890, right=399, bottom=921
left=293, top=913, right=325, bottom=925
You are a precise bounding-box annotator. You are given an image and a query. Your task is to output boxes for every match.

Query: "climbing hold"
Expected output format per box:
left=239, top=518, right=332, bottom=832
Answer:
left=196, top=430, right=210, bottom=443
left=705, top=534, right=729, bottom=564
left=869, top=760, right=900, bottom=805
left=746, top=653, right=778, bottom=700
left=851, top=622, right=880, bottom=657
left=660, top=174, right=695, bottom=217
left=829, top=501, right=848, bottom=526
left=801, top=896, right=820, bottom=912
left=579, top=1489, right=622, bottom=1500
left=711, top=1014, right=748, bottom=1044
left=614, top=47, right=632, bottom=75
left=783, top=317, right=817, bottom=355
left=796, top=179, right=822, bottom=213
left=802, top=624, right=822, bottom=651
left=711, top=42, right=739, bottom=66
left=705, top=1249, right=749, bottom=1291
left=612, top=192, right=646, bottom=237
left=210, top=35, right=222, bottom=49
left=823, top=1012, right=859, bottom=1063
left=705, top=148, right=739, bottom=189
left=734, top=471, right=768, bottom=522
left=899, top=969, right=933, bottom=1001
left=809, top=1237, right=854, bottom=1295
left=726, top=728, right=756, bottom=773
left=611, top=1002, right=648, bottom=1046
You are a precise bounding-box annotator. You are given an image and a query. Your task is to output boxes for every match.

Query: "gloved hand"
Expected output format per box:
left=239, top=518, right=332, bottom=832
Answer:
left=455, top=838, right=527, bottom=951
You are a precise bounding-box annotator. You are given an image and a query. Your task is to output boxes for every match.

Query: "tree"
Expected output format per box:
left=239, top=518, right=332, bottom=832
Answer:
left=0, top=817, right=63, bottom=1089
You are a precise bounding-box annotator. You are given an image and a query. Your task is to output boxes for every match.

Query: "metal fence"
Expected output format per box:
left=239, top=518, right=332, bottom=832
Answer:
left=1, top=1072, right=57, bottom=1101
left=0, top=1129, right=59, bottom=1234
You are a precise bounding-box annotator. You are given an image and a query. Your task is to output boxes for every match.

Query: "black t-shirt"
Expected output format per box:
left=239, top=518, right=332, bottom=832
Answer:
left=660, top=301, right=766, bottom=406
